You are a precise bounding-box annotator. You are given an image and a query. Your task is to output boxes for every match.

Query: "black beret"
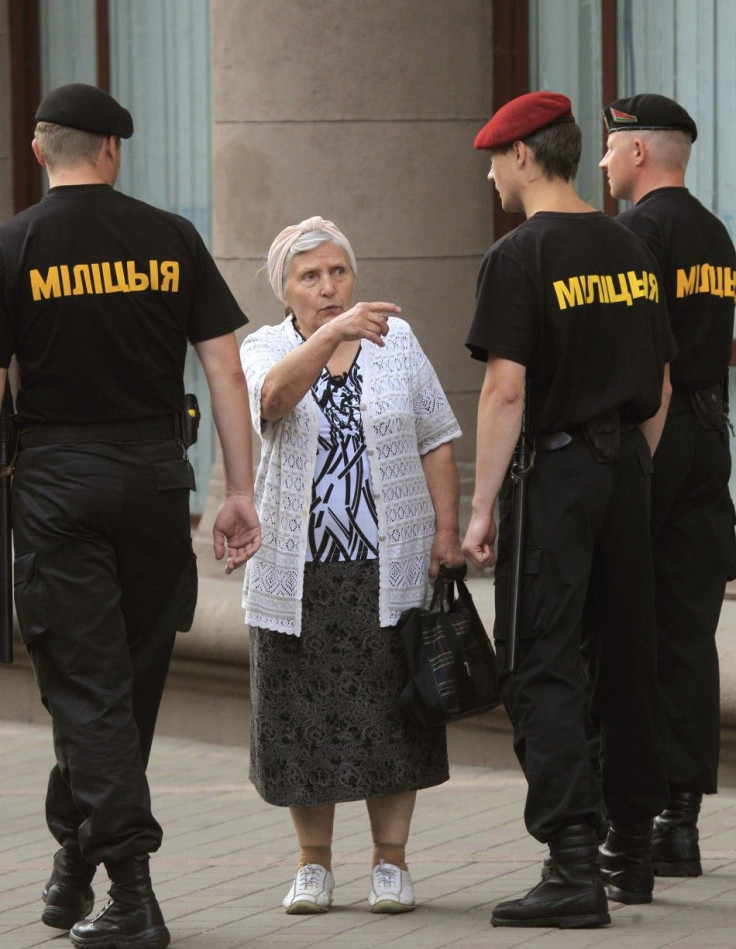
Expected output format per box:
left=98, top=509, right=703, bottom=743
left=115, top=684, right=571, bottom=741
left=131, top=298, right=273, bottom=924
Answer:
left=603, top=94, right=697, bottom=143
left=35, top=83, right=134, bottom=139
left=475, top=92, right=575, bottom=149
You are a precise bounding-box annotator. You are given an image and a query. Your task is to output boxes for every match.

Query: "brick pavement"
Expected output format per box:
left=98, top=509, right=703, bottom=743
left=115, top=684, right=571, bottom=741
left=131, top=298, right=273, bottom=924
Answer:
left=2, top=719, right=736, bottom=948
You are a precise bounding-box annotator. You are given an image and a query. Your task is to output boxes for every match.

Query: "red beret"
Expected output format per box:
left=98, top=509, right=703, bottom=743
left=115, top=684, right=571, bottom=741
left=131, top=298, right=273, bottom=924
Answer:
left=474, top=91, right=575, bottom=150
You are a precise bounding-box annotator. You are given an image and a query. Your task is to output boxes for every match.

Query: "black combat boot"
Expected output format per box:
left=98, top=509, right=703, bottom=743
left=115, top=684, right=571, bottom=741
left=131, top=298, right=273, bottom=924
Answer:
left=651, top=785, right=703, bottom=877
left=599, top=820, right=654, bottom=903
left=491, top=824, right=611, bottom=928
left=41, top=847, right=96, bottom=930
left=69, top=855, right=170, bottom=948
left=541, top=816, right=608, bottom=880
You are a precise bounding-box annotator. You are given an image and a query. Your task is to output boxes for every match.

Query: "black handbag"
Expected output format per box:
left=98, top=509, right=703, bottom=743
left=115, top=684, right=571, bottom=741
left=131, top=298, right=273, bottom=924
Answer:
left=398, top=566, right=502, bottom=725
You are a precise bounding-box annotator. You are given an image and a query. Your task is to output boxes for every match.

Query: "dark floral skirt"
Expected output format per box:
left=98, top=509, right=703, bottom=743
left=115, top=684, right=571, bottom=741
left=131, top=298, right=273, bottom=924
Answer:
left=249, top=559, right=449, bottom=807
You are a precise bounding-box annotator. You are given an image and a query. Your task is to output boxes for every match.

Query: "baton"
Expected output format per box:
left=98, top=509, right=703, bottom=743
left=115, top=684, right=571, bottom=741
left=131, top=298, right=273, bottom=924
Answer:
left=506, top=377, right=532, bottom=674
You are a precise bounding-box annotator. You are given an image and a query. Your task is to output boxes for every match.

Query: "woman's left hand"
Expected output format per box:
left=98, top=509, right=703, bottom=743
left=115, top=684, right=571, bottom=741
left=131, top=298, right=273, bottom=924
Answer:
left=429, top=528, right=465, bottom=582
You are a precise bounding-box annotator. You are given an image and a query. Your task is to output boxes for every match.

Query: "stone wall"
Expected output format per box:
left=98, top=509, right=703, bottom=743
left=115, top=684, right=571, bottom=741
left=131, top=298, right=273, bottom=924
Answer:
left=209, top=0, right=494, bottom=471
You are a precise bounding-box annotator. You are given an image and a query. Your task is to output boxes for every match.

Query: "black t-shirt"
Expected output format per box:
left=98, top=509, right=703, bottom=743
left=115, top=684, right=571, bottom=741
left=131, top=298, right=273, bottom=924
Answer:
left=466, top=211, right=675, bottom=435
left=617, top=187, right=735, bottom=391
left=0, top=184, right=247, bottom=423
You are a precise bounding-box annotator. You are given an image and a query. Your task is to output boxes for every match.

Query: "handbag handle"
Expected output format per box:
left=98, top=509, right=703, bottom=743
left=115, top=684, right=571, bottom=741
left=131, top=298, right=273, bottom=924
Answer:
left=452, top=575, right=488, bottom=643
left=439, top=564, right=468, bottom=581
left=428, top=563, right=468, bottom=611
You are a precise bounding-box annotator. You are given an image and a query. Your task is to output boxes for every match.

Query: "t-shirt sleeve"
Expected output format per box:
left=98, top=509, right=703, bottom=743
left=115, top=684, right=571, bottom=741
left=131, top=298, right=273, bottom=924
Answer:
left=465, top=248, right=538, bottom=366
left=187, top=232, right=248, bottom=343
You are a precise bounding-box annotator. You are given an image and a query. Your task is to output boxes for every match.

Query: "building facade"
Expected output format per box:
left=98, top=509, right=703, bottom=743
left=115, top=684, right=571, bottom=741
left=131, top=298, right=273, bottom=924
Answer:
left=3, top=0, right=736, bottom=533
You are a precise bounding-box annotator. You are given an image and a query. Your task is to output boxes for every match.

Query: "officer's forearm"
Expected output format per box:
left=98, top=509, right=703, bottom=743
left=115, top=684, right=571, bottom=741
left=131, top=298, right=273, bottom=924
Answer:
left=471, top=359, right=525, bottom=517
left=194, top=334, right=255, bottom=497
left=211, top=374, right=256, bottom=498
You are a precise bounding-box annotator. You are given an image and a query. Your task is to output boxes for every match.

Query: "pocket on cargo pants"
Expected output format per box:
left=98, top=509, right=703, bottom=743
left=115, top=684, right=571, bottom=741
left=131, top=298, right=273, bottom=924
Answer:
left=14, top=550, right=52, bottom=644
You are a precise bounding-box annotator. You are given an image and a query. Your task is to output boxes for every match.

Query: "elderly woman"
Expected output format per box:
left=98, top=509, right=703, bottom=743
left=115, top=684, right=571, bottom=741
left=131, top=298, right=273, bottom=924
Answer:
left=240, top=216, right=463, bottom=915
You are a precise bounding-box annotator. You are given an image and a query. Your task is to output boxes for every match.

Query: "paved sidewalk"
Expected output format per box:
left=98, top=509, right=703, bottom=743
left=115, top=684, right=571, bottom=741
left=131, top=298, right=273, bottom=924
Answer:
left=2, top=720, right=736, bottom=948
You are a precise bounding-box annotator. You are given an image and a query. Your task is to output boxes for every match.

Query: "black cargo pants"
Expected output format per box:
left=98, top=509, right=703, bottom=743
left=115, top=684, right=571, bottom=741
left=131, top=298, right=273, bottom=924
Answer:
left=493, top=427, right=669, bottom=842
left=12, top=439, right=197, bottom=865
left=651, top=397, right=736, bottom=794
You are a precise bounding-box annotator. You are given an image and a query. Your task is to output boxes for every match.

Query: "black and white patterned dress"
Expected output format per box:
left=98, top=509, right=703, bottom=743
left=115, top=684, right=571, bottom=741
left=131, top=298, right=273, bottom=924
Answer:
left=307, top=352, right=379, bottom=562
left=249, top=349, right=449, bottom=807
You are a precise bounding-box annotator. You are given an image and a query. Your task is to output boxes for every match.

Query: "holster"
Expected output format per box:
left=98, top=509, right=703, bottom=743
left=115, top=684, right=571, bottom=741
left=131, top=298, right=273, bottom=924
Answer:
left=689, top=383, right=726, bottom=432
left=582, top=409, right=620, bottom=463
left=177, top=393, right=201, bottom=448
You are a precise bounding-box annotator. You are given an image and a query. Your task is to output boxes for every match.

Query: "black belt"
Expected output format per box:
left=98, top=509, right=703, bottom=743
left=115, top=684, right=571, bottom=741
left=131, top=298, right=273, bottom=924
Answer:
left=534, top=429, right=583, bottom=451
left=18, top=415, right=179, bottom=450
left=534, top=421, right=636, bottom=452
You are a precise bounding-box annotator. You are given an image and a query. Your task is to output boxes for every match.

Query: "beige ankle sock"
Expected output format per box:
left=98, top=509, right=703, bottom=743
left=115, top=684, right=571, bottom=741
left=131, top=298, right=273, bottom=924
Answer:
left=372, top=844, right=407, bottom=870
left=298, top=845, right=332, bottom=872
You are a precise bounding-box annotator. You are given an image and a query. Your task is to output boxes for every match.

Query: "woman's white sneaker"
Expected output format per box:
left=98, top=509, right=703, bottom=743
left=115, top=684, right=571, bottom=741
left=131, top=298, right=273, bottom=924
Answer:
left=282, top=863, right=334, bottom=914
left=368, top=859, right=416, bottom=913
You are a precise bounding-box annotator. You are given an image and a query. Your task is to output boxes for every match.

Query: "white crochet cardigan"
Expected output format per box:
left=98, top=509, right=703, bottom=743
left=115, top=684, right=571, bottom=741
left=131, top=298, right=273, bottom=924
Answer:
left=240, top=316, right=462, bottom=636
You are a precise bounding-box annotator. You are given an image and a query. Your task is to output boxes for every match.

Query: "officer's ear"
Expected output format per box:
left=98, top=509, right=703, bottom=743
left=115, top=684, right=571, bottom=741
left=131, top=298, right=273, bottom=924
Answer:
left=101, top=134, right=119, bottom=160
left=31, top=138, right=46, bottom=168
left=632, top=137, right=646, bottom=165
left=100, top=135, right=122, bottom=179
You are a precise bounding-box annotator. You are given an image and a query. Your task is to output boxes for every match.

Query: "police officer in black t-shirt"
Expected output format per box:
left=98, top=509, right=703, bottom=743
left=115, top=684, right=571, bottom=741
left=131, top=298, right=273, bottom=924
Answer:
left=601, top=93, right=736, bottom=878
left=0, top=84, right=261, bottom=947
left=462, top=92, right=673, bottom=927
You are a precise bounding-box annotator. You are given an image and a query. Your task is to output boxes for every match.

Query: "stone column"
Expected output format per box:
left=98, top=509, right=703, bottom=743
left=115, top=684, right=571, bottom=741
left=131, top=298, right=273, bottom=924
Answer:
left=199, top=0, right=495, bottom=562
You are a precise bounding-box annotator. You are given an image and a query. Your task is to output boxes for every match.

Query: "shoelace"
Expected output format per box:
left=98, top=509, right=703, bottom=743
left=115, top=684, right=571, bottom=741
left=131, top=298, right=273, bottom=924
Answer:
left=374, top=862, right=398, bottom=887
left=297, top=864, right=323, bottom=889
